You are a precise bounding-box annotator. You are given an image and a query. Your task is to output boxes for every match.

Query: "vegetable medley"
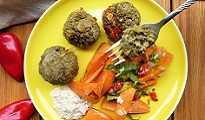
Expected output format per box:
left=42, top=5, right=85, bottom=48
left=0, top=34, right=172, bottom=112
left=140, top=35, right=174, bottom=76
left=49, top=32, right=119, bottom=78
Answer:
left=106, top=44, right=163, bottom=101
left=68, top=42, right=173, bottom=120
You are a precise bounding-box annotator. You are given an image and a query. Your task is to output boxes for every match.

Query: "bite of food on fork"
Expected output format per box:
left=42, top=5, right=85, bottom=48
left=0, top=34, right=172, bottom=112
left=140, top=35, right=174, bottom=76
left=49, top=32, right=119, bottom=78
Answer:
left=106, top=0, right=196, bottom=65
left=105, top=25, right=157, bottom=65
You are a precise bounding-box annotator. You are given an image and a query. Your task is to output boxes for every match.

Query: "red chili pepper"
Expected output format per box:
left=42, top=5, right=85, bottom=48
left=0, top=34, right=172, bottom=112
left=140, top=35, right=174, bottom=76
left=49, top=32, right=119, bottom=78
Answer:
left=0, top=98, right=35, bottom=120
left=0, top=32, right=24, bottom=82
left=150, top=91, right=158, bottom=102
left=138, top=63, right=149, bottom=77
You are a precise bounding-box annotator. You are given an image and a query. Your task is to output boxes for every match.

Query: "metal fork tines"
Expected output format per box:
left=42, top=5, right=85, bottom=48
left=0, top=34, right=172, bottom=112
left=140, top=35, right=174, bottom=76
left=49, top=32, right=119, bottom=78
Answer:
left=105, top=39, right=126, bottom=65
left=105, top=40, right=121, bottom=53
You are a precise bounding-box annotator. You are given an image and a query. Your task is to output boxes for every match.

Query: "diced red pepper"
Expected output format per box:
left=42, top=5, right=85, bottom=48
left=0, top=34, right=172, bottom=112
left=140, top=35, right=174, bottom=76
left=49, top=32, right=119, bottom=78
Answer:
left=92, top=17, right=97, bottom=21
left=103, top=26, right=115, bottom=39
left=104, top=8, right=122, bottom=40
left=105, top=8, right=116, bottom=25
left=133, top=94, right=140, bottom=101
left=138, top=63, right=150, bottom=77
left=108, top=87, right=115, bottom=94
left=105, top=8, right=110, bottom=16
left=109, top=31, right=115, bottom=39
left=114, top=26, right=122, bottom=34
left=108, top=81, right=123, bottom=94
left=114, top=81, right=123, bottom=91
left=150, top=91, right=158, bottom=101
left=133, top=90, right=149, bottom=101
left=141, top=53, right=149, bottom=62
left=138, top=69, right=146, bottom=77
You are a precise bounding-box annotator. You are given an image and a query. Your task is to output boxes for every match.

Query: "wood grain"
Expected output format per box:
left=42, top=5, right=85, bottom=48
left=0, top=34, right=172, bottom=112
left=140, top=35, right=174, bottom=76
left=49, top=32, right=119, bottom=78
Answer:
left=0, top=22, right=40, bottom=120
left=155, top=0, right=171, bottom=13
left=172, top=0, right=205, bottom=120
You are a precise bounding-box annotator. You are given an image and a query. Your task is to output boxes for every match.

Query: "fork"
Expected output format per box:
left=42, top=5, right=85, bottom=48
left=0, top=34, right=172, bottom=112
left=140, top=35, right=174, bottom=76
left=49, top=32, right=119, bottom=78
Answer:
left=106, top=0, right=196, bottom=65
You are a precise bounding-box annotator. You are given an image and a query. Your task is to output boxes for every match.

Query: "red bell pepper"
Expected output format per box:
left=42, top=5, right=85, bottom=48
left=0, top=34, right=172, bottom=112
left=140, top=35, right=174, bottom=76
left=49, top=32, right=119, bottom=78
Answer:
left=0, top=98, right=35, bottom=120
left=0, top=32, right=24, bottom=82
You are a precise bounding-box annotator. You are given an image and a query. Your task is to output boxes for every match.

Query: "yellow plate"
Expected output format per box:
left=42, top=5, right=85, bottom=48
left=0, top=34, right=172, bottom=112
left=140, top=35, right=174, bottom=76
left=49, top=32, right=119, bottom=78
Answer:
left=24, top=0, right=188, bottom=119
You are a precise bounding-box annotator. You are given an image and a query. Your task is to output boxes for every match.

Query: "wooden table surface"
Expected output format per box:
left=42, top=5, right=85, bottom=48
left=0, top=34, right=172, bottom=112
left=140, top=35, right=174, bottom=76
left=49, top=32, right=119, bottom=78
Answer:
left=0, top=0, right=204, bottom=120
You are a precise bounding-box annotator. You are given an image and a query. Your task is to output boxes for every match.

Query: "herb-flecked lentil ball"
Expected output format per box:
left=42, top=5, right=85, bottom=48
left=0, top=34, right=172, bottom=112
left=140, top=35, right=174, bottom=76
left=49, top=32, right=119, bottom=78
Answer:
left=63, top=8, right=100, bottom=49
left=102, top=1, right=141, bottom=42
left=38, top=46, right=79, bottom=85
left=120, top=26, right=157, bottom=58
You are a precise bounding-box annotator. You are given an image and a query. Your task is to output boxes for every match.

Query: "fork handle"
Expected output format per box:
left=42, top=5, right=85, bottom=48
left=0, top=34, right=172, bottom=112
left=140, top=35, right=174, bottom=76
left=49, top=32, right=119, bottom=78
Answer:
left=160, top=0, right=196, bottom=26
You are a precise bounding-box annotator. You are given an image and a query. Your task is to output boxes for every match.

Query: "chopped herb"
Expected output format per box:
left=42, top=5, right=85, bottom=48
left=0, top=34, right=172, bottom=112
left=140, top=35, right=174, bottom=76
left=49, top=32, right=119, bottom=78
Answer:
left=106, top=86, right=130, bottom=100
left=107, top=62, right=140, bottom=82
left=110, top=91, right=118, bottom=96
left=135, top=88, right=150, bottom=99
left=147, top=99, right=150, bottom=105
left=106, top=64, right=119, bottom=73
left=129, top=73, right=139, bottom=81
left=136, top=90, right=143, bottom=97
left=117, top=86, right=130, bottom=94
left=149, top=52, right=160, bottom=63
left=106, top=95, right=118, bottom=101
left=148, top=61, right=159, bottom=69
left=127, top=114, right=141, bottom=120
left=132, top=81, right=140, bottom=90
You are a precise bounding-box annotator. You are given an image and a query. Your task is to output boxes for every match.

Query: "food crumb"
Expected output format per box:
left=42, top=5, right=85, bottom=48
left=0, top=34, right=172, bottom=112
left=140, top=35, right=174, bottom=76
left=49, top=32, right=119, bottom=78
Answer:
left=117, top=96, right=124, bottom=104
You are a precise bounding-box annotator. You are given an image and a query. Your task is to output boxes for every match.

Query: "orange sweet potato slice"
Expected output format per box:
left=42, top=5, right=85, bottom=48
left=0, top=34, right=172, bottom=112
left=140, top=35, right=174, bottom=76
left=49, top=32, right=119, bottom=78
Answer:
left=68, top=80, right=103, bottom=104
left=145, top=45, right=157, bottom=57
left=68, top=43, right=115, bottom=104
left=139, top=79, right=157, bottom=89
left=128, top=99, right=150, bottom=113
left=81, top=43, right=112, bottom=83
left=94, top=56, right=116, bottom=95
left=84, top=107, right=113, bottom=120
left=114, top=83, right=136, bottom=120
left=101, top=97, right=150, bottom=114
left=101, top=98, right=116, bottom=112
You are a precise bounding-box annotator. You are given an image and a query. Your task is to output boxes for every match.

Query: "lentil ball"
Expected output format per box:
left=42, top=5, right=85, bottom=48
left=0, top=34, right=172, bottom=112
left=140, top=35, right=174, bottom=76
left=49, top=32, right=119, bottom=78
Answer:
left=63, top=8, right=100, bottom=49
left=39, top=46, right=79, bottom=85
left=102, top=1, right=141, bottom=42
